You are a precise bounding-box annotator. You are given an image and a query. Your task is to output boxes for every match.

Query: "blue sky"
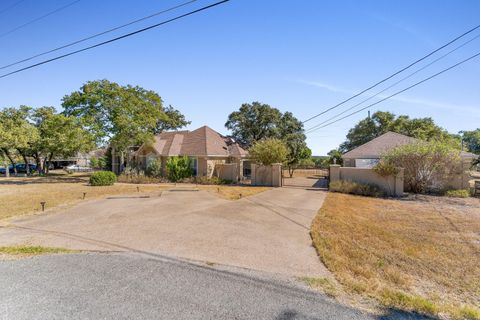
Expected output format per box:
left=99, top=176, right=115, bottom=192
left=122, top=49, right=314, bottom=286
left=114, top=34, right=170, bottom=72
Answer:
left=0, top=0, right=479, bottom=155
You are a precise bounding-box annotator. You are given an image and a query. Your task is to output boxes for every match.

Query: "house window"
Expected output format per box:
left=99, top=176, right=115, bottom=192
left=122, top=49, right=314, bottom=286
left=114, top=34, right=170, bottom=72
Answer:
left=189, top=157, right=198, bottom=176
left=355, top=159, right=379, bottom=168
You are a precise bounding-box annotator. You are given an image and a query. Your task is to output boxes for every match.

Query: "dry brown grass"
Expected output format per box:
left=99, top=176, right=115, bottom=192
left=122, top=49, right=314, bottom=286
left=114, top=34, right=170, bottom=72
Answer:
left=0, top=177, right=166, bottom=221
left=311, top=193, right=480, bottom=319
left=0, top=173, right=270, bottom=220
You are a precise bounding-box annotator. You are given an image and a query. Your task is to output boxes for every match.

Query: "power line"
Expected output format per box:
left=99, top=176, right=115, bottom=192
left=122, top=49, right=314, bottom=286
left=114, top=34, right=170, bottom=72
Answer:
left=305, top=32, right=480, bottom=133
left=301, top=23, right=480, bottom=124
left=0, top=0, right=198, bottom=70
left=306, top=50, right=480, bottom=135
left=0, top=0, right=26, bottom=16
left=0, top=0, right=230, bottom=79
left=0, top=0, right=81, bottom=39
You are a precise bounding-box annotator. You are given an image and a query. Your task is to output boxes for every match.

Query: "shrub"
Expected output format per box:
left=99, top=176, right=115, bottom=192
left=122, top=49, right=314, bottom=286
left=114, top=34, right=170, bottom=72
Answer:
left=89, top=171, right=117, bottom=186
left=329, top=180, right=385, bottom=197
left=444, top=189, right=470, bottom=198
left=373, top=161, right=400, bottom=177
left=382, top=141, right=462, bottom=193
left=194, top=176, right=233, bottom=185
left=146, top=158, right=163, bottom=177
left=249, top=138, right=288, bottom=166
left=166, top=156, right=193, bottom=182
left=118, top=166, right=166, bottom=184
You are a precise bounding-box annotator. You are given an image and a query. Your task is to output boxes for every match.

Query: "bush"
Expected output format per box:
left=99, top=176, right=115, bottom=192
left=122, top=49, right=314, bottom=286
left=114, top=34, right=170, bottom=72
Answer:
left=166, top=156, right=193, bottom=182
left=249, top=138, right=288, bottom=166
left=329, top=180, right=385, bottom=197
left=382, top=141, right=462, bottom=193
left=444, top=189, right=470, bottom=198
left=146, top=158, right=163, bottom=177
left=89, top=171, right=117, bottom=186
left=118, top=166, right=167, bottom=184
left=194, top=176, right=233, bottom=185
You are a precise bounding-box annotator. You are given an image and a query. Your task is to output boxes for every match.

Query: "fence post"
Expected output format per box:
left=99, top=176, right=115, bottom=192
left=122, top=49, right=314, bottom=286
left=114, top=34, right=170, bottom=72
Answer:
left=329, top=165, right=341, bottom=182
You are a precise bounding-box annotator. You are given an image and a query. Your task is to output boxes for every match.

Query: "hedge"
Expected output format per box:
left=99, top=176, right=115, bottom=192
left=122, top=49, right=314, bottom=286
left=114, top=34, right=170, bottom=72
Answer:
left=89, top=171, right=117, bottom=186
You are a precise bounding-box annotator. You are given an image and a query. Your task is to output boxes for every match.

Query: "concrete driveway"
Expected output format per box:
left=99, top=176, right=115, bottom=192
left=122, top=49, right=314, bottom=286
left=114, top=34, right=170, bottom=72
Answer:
left=0, top=186, right=329, bottom=277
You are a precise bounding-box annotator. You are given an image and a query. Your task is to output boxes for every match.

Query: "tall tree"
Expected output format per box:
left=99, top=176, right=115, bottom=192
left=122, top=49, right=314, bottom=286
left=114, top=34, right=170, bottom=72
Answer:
left=225, top=102, right=310, bottom=173
left=225, top=102, right=282, bottom=146
left=62, top=80, right=189, bottom=153
left=339, top=111, right=458, bottom=152
left=461, top=129, right=480, bottom=166
left=0, top=106, right=39, bottom=175
left=284, top=133, right=311, bottom=177
left=31, top=107, right=94, bottom=173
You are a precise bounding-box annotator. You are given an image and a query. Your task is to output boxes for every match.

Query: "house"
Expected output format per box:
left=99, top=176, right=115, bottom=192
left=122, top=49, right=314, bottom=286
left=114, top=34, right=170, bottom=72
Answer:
left=340, top=131, right=478, bottom=191
left=48, top=148, right=106, bottom=169
left=342, top=132, right=418, bottom=168
left=132, top=126, right=249, bottom=179
left=342, top=131, right=478, bottom=168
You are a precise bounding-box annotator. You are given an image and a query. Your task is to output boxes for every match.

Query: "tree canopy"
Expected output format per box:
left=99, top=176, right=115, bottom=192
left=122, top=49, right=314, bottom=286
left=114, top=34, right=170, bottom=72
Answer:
left=0, top=106, right=93, bottom=174
left=339, top=111, right=458, bottom=152
left=225, top=102, right=311, bottom=172
left=62, top=79, right=189, bottom=152
left=461, top=129, right=480, bottom=154
left=248, top=138, right=288, bottom=166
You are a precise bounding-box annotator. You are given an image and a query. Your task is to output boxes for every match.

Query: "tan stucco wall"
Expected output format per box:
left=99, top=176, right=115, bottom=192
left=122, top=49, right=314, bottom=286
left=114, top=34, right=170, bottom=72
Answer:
left=251, top=164, right=282, bottom=187
left=214, top=163, right=239, bottom=182
left=330, top=165, right=404, bottom=196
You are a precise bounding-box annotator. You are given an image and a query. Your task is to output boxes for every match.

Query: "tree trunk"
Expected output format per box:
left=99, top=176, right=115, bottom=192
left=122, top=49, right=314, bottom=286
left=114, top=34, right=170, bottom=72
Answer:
left=288, top=165, right=295, bottom=178
left=20, top=153, right=30, bottom=176
left=2, top=149, right=16, bottom=176
left=46, top=153, right=54, bottom=174
left=120, top=151, right=125, bottom=174
left=34, top=153, right=43, bottom=174
left=3, top=159, right=9, bottom=178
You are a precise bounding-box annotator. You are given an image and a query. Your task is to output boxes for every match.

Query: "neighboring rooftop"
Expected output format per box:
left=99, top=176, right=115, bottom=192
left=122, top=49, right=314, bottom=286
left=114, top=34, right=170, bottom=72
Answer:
left=139, top=126, right=248, bottom=157
left=342, top=131, right=418, bottom=159
left=342, top=131, right=479, bottom=159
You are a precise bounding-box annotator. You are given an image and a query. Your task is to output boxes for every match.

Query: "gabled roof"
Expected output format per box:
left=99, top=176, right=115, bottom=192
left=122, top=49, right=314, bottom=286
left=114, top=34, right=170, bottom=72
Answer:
left=342, top=131, right=418, bottom=159
left=139, top=126, right=247, bottom=157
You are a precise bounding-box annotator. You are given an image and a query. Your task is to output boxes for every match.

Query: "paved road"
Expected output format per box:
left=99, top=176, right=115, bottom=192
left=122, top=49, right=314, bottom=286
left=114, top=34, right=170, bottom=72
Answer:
left=0, top=186, right=328, bottom=277
left=0, top=252, right=373, bottom=320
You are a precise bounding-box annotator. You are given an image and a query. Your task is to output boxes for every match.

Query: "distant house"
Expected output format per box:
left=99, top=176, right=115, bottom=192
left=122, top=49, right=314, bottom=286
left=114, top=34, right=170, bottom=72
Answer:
left=342, top=132, right=418, bottom=168
left=342, top=131, right=478, bottom=168
left=340, top=131, right=478, bottom=191
left=49, top=148, right=107, bottom=169
left=131, top=126, right=249, bottom=179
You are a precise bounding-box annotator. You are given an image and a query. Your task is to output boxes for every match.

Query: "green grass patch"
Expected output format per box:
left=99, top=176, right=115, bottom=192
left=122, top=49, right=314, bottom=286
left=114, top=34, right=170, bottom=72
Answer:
left=0, top=245, right=73, bottom=256
left=379, top=289, right=438, bottom=315
left=444, top=189, right=471, bottom=198
left=299, top=277, right=338, bottom=297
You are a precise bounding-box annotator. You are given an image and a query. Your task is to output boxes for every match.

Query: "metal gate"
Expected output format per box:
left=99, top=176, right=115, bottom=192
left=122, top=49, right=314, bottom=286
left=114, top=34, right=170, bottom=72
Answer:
left=281, top=166, right=329, bottom=189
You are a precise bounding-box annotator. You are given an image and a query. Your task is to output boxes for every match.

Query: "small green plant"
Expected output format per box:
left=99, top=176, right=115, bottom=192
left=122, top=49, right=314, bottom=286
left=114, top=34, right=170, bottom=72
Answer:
left=329, top=180, right=385, bottom=197
left=89, top=170, right=117, bottom=186
left=194, top=176, right=233, bottom=185
left=166, top=156, right=193, bottom=182
left=444, top=189, right=471, bottom=198
left=146, top=158, right=163, bottom=177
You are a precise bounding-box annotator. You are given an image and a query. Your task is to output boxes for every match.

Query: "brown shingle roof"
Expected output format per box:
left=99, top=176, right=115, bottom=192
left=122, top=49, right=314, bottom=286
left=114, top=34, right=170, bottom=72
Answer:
left=342, top=131, right=418, bottom=159
left=141, top=126, right=247, bottom=157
